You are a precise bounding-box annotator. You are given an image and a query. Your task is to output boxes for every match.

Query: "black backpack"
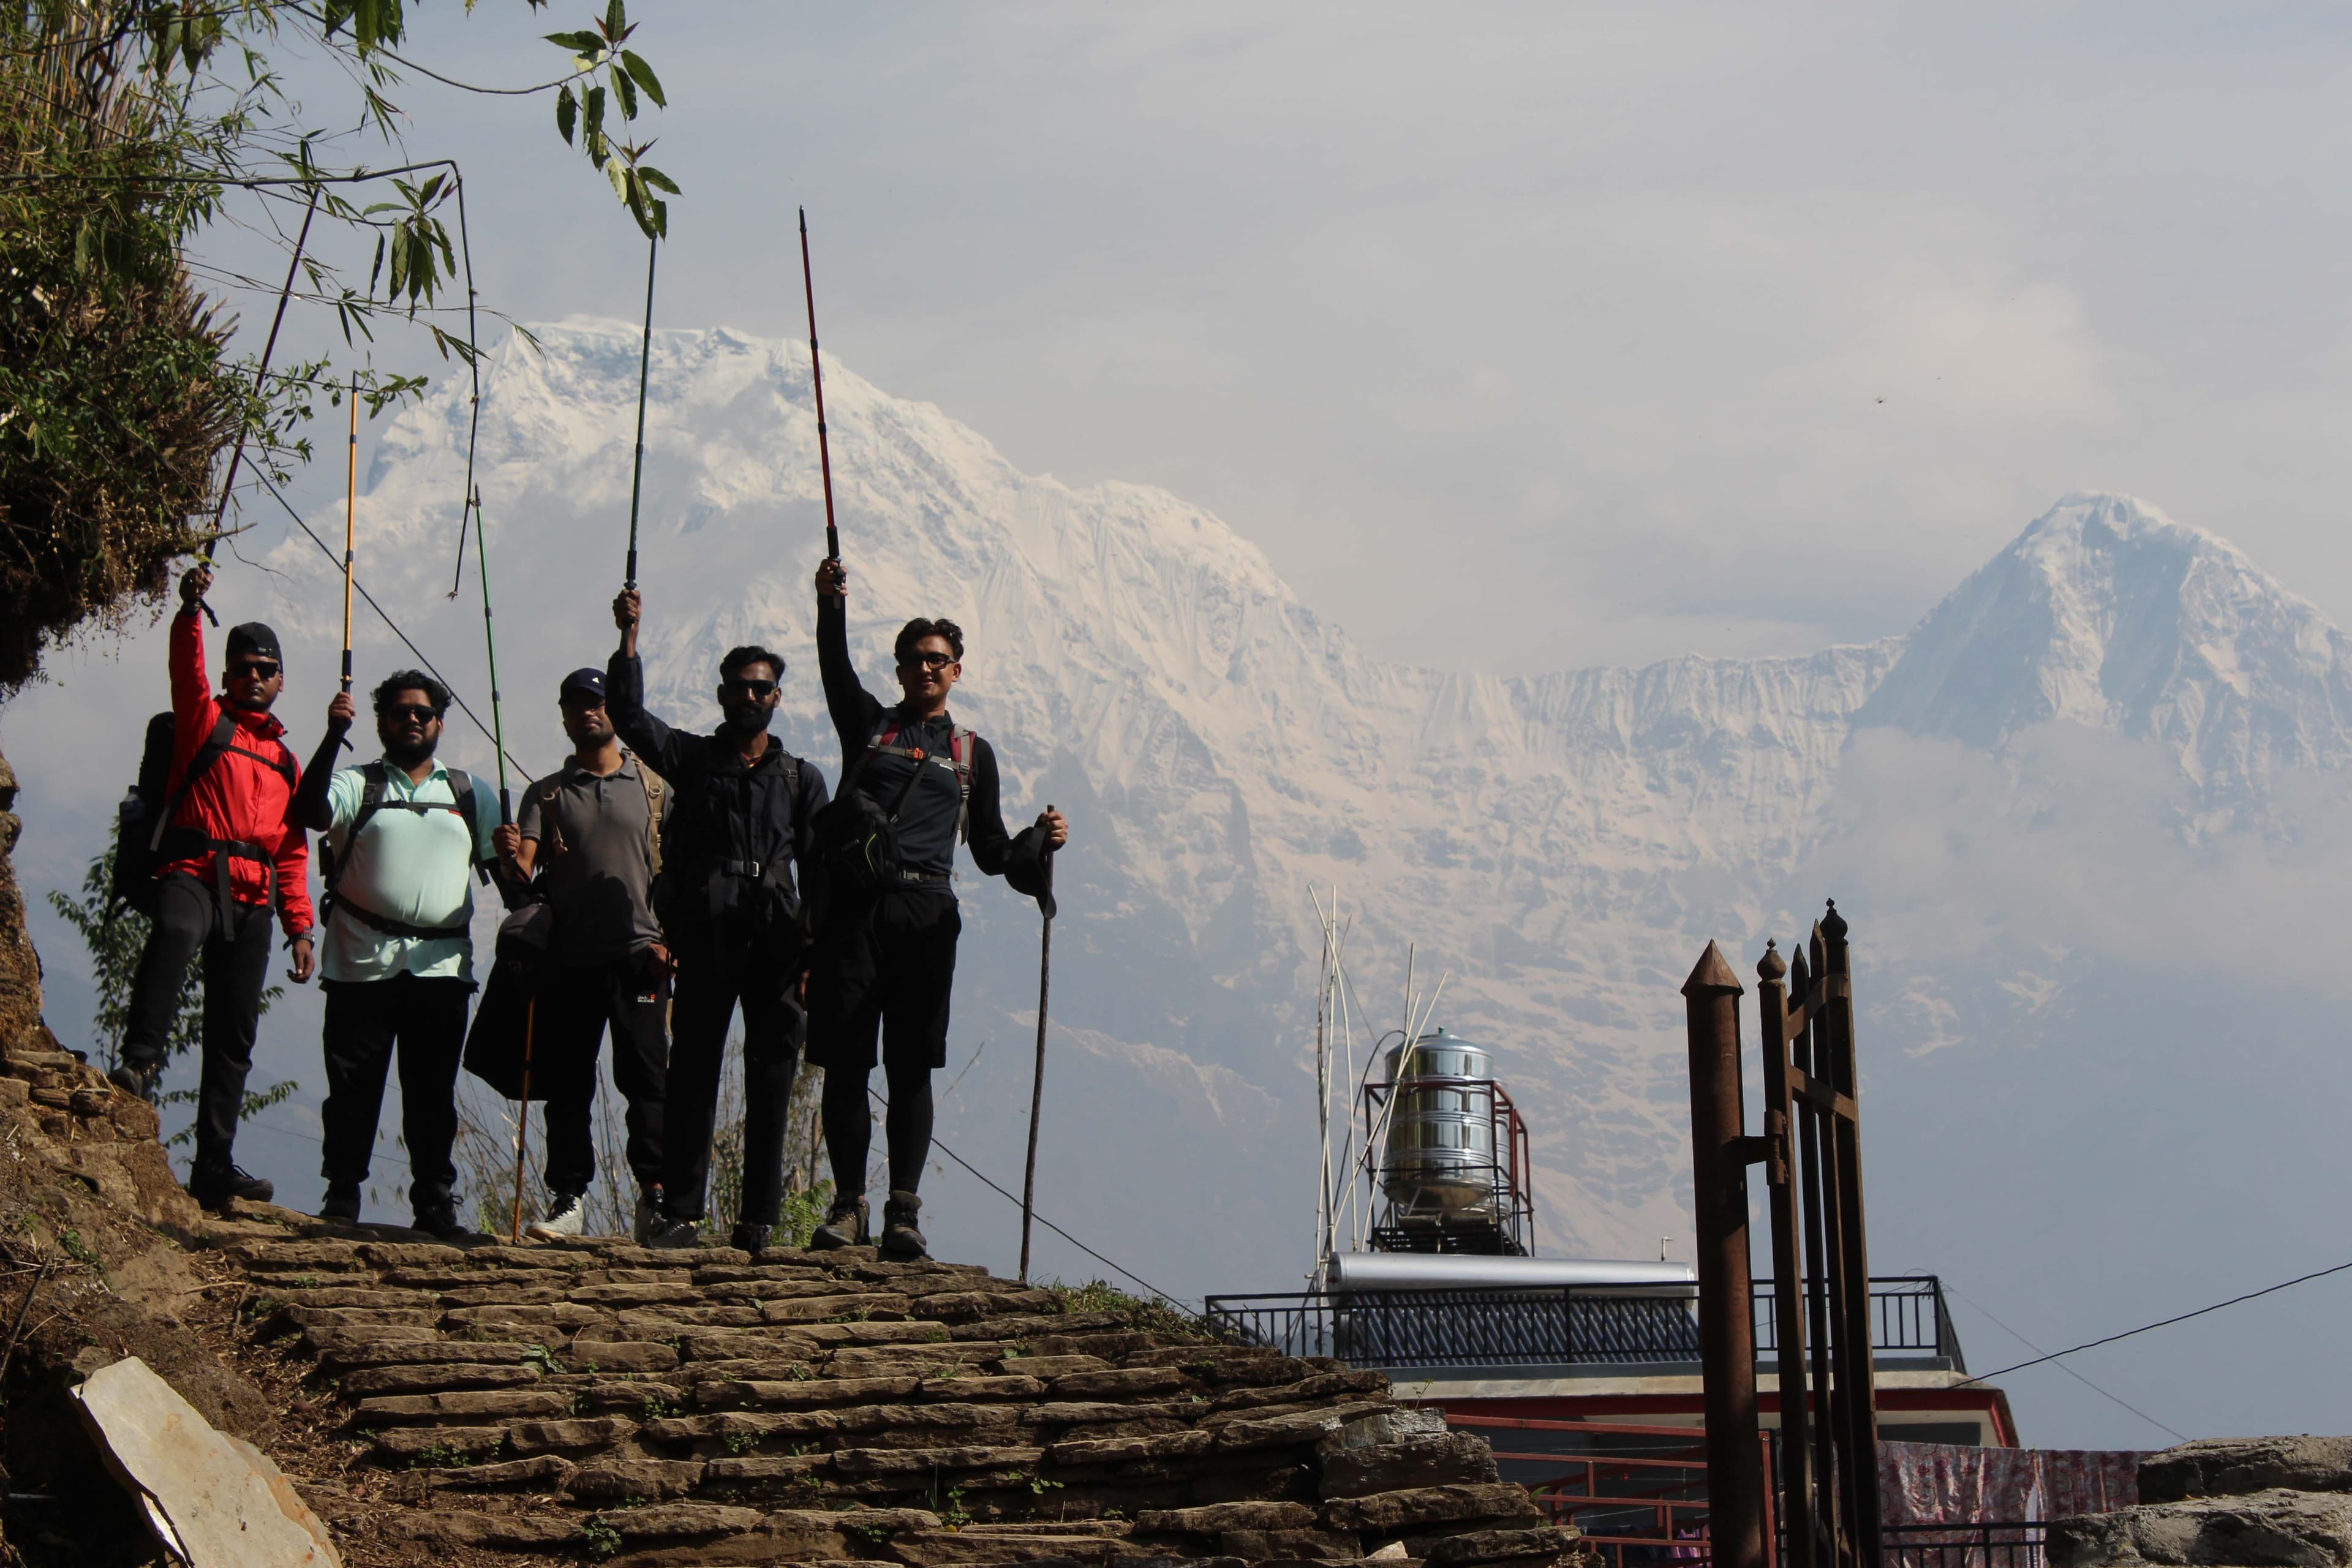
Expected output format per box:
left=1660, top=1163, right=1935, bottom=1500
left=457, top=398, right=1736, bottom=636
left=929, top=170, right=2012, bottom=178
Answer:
left=110, top=710, right=296, bottom=918
left=317, top=760, right=488, bottom=938
left=805, top=719, right=973, bottom=934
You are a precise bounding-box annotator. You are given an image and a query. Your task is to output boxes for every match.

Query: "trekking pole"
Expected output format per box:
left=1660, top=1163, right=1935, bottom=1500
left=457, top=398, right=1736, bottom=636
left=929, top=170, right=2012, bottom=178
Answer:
left=624, top=230, right=657, bottom=590
left=511, top=994, right=537, bottom=1242
left=1017, top=810, right=1058, bottom=1284
left=797, top=207, right=841, bottom=562
left=200, top=187, right=320, bottom=613
left=467, top=485, right=513, bottom=824
left=341, top=372, right=358, bottom=695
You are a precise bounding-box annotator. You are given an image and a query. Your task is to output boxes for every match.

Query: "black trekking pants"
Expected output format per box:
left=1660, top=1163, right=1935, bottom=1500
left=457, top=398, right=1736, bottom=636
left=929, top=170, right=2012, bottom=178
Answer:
left=319, top=975, right=468, bottom=1218
left=122, top=873, right=274, bottom=1174
left=537, top=957, right=669, bottom=1200
left=662, top=935, right=802, bottom=1227
left=809, top=888, right=960, bottom=1200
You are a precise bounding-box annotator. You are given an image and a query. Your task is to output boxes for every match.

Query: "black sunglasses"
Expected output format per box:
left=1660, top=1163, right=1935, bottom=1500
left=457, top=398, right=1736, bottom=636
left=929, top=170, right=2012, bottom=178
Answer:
left=900, top=650, right=956, bottom=671
left=382, top=703, right=442, bottom=723
left=720, top=678, right=777, bottom=699
left=228, top=659, right=280, bottom=680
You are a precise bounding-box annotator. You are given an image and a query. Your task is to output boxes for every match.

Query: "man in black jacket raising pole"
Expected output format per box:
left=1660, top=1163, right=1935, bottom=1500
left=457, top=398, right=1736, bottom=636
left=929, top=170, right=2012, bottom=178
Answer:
left=607, top=588, right=828, bottom=1253
left=809, top=558, right=1067, bottom=1260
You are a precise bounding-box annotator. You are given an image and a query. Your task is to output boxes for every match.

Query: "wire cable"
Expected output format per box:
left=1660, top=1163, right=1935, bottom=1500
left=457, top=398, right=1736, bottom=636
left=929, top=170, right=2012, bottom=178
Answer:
left=1938, top=1278, right=2185, bottom=1442
left=1958, top=1257, right=2352, bottom=1388
left=869, top=1088, right=1193, bottom=1310
left=255, top=468, right=537, bottom=784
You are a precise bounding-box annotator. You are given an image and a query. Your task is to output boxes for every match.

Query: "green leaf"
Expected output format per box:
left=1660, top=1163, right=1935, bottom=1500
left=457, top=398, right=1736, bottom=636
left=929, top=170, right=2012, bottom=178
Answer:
left=605, top=0, right=626, bottom=41
left=611, top=62, right=638, bottom=120
left=637, top=165, right=680, bottom=195
left=606, top=157, right=631, bottom=203
left=619, top=50, right=666, bottom=108
left=585, top=83, right=606, bottom=143
left=543, top=29, right=602, bottom=50
left=556, top=82, right=577, bottom=144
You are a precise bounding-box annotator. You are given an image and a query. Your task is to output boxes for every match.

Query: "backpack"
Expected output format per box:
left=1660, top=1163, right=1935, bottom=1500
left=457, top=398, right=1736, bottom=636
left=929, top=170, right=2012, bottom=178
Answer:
left=804, top=718, right=973, bottom=934
left=318, top=761, right=488, bottom=939
left=529, top=751, right=668, bottom=875
left=110, top=709, right=297, bottom=918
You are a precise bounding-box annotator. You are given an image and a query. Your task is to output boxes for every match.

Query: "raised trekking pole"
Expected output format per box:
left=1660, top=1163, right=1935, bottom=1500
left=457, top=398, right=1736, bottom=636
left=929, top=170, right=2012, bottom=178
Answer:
left=624, top=230, right=658, bottom=590
left=511, top=995, right=537, bottom=1242
left=468, top=485, right=513, bottom=825
left=198, top=187, right=321, bottom=620
left=798, top=207, right=841, bottom=562
left=341, top=372, right=358, bottom=696
left=1017, top=810, right=1060, bottom=1284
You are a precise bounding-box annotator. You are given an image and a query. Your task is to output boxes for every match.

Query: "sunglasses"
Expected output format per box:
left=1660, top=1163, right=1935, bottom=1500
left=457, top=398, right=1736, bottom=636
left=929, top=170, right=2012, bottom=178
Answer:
left=228, top=660, right=280, bottom=680
left=900, top=650, right=957, bottom=671
left=720, top=678, right=777, bottom=699
left=382, top=703, right=442, bottom=723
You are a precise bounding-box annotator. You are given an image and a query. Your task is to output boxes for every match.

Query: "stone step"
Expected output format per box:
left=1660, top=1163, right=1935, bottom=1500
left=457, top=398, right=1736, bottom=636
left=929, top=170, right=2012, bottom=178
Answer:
left=2051, top=1490, right=2352, bottom=1567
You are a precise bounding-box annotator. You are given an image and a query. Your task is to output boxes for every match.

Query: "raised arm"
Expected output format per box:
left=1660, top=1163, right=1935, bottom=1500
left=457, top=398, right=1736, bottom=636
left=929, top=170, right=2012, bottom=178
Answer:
left=168, top=568, right=221, bottom=744
left=289, top=692, right=356, bottom=831
left=814, top=559, right=888, bottom=761
left=606, top=587, right=693, bottom=780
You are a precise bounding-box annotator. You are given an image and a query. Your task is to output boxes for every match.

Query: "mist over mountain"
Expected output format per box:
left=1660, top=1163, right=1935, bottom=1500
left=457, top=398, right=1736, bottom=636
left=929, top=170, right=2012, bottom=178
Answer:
left=13, top=321, right=2352, bottom=1447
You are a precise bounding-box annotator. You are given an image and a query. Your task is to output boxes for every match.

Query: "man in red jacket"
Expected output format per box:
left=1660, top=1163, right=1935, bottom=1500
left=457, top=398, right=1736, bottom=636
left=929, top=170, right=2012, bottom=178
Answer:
left=110, top=565, right=317, bottom=1210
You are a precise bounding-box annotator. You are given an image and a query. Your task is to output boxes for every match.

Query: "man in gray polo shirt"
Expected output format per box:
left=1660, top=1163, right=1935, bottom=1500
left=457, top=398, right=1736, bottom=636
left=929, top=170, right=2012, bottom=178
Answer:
left=493, top=667, right=671, bottom=1240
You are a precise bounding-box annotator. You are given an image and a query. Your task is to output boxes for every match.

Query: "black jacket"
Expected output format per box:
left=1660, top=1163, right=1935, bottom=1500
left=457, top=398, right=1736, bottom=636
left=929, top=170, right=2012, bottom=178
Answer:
left=605, top=649, right=829, bottom=944
left=816, top=595, right=1050, bottom=899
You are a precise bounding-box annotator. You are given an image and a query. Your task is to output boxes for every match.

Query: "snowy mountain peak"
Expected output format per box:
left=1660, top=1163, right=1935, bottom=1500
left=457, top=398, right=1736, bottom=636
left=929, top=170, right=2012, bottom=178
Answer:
left=1855, top=494, right=2352, bottom=801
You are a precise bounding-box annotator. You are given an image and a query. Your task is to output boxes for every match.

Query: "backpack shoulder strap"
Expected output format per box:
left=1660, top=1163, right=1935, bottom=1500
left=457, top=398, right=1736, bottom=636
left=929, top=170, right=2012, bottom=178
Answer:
left=950, top=727, right=975, bottom=840
left=150, top=711, right=241, bottom=850
left=444, top=769, right=488, bottom=880
left=629, top=752, right=667, bottom=877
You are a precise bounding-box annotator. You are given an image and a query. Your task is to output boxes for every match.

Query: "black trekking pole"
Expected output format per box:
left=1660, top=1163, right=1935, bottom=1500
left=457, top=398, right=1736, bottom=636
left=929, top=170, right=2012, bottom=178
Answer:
left=798, top=207, right=841, bottom=562
left=467, top=485, right=513, bottom=827
left=194, top=187, right=322, bottom=625
left=1017, top=810, right=1060, bottom=1284
left=341, top=372, right=358, bottom=696
left=624, top=230, right=658, bottom=590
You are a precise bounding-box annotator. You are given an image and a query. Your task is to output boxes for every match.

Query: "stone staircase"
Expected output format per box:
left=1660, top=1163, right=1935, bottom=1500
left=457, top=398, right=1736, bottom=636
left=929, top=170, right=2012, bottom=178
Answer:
left=208, top=1221, right=1586, bottom=1567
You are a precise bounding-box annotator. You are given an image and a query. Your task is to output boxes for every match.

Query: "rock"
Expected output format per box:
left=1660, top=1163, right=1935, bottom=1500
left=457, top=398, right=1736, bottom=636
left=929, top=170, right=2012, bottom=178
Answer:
left=1139, top=1501, right=1320, bottom=1535
left=350, top=1387, right=571, bottom=1423
left=1052, top=1365, right=1188, bottom=1398
left=382, top=1510, right=581, bottom=1548
left=692, top=1374, right=921, bottom=1409
left=339, top=1361, right=541, bottom=1397
left=1051, top=1429, right=1216, bottom=1464
left=505, top=1414, right=634, bottom=1453
left=760, top=1291, right=911, bottom=1322
left=831, top=1443, right=1044, bottom=1476
left=318, top=1338, right=529, bottom=1369
left=1327, top=1409, right=1449, bottom=1450
left=567, top=1338, right=683, bottom=1372
left=424, top=1453, right=577, bottom=1490
left=568, top=1457, right=709, bottom=1499
left=1324, top=1485, right=1547, bottom=1533
left=368, top=1423, right=512, bottom=1461
left=603, top=1502, right=766, bottom=1539
left=2140, top=1438, right=2352, bottom=1503
left=2049, top=1489, right=2352, bottom=1567
left=917, top=1372, right=1046, bottom=1400
left=1217, top=1403, right=1393, bottom=1451
left=1220, top=1526, right=1367, bottom=1560
left=1322, top=1435, right=1502, bottom=1499
left=1422, top=1526, right=1587, bottom=1566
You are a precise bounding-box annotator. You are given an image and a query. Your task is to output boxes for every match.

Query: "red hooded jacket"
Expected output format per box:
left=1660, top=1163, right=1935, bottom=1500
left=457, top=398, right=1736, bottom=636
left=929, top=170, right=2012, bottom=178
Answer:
left=156, top=609, right=315, bottom=937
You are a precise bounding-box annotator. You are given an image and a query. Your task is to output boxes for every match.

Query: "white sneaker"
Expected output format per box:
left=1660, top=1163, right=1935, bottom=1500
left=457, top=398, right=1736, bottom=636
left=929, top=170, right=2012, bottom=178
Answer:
left=633, top=1188, right=662, bottom=1245
left=526, top=1192, right=586, bottom=1240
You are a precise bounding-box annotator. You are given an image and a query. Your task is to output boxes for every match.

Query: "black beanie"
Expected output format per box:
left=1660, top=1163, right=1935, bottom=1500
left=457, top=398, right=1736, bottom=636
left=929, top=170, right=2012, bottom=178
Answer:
left=225, top=622, right=282, bottom=663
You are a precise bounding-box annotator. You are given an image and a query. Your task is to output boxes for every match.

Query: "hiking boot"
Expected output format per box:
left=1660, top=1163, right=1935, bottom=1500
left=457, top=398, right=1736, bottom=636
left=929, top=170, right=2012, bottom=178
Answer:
left=647, top=1218, right=701, bottom=1251
left=412, top=1204, right=470, bottom=1241
left=633, top=1186, right=665, bottom=1245
left=728, top=1223, right=772, bottom=1256
left=527, top=1192, right=587, bottom=1241
left=318, top=1183, right=361, bottom=1223
left=880, top=1190, right=926, bottom=1261
left=107, top=1061, right=160, bottom=1106
left=810, top=1196, right=867, bottom=1251
left=189, top=1164, right=273, bottom=1212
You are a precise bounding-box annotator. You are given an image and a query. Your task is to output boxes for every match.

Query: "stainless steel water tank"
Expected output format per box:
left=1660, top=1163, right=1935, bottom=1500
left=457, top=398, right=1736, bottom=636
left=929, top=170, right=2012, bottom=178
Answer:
left=1379, top=1029, right=1499, bottom=1218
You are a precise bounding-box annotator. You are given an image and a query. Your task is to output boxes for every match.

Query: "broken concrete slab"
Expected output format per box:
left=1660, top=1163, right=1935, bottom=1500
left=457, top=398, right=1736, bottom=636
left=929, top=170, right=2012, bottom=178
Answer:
left=72, top=1355, right=340, bottom=1567
left=2139, top=1438, right=2352, bottom=1503
left=2049, top=1487, right=2352, bottom=1567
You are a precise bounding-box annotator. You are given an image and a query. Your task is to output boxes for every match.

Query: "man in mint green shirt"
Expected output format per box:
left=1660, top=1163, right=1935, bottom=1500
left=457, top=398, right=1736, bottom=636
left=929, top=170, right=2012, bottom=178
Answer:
left=301, top=669, right=499, bottom=1236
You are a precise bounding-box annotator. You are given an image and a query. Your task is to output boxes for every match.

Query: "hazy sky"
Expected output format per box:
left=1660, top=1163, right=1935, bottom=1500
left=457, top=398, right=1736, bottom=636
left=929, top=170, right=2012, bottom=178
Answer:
left=225, top=3, right=2352, bottom=674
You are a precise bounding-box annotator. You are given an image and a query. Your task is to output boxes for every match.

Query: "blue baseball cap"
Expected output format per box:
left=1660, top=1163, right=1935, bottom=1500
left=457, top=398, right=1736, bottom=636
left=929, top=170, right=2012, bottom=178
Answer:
left=558, top=667, right=606, bottom=704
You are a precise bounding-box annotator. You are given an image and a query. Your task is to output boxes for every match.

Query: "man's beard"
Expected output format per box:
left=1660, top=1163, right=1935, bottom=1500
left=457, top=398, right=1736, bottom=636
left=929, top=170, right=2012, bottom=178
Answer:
left=383, top=734, right=437, bottom=769
left=722, top=706, right=770, bottom=737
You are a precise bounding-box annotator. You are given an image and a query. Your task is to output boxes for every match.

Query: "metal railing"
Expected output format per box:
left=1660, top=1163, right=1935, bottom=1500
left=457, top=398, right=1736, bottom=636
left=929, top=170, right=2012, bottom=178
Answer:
left=1201, top=1276, right=1959, bottom=1373
left=1883, top=1522, right=2046, bottom=1568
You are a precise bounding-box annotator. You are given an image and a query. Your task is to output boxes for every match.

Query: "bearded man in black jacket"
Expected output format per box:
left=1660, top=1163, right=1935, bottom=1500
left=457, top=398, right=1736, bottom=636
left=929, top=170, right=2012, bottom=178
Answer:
left=607, top=587, right=829, bottom=1253
left=807, top=557, right=1067, bottom=1260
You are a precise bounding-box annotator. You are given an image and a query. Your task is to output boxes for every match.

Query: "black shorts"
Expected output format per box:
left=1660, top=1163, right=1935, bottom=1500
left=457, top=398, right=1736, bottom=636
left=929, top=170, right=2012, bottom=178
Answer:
left=805, top=888, right=959, bottom=1072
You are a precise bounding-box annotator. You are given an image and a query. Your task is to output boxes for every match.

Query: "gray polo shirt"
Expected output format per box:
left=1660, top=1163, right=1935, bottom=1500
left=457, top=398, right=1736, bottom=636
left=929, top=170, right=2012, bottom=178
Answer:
left=518, top=752, right=666, bottom=966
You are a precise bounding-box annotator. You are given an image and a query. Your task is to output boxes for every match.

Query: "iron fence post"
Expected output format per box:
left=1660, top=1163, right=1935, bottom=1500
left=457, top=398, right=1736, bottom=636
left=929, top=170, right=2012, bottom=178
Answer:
left=1683, top=941, right=1767, bottom=1568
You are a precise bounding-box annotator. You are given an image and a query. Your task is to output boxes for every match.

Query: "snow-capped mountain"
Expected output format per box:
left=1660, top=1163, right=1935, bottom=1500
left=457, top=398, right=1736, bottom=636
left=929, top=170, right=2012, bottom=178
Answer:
left=246, top=322, right=2352, bottom=1324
